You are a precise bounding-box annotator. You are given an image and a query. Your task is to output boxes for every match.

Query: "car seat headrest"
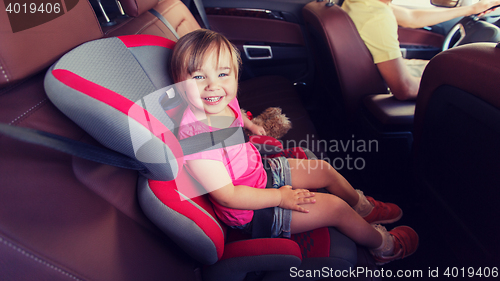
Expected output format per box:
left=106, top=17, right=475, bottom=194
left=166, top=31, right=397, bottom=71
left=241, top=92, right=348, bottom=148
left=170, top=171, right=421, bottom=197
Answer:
left=45, top=35, right=185, bottom=181
left=0, top=0, right=102, bottom=88
left=120, top=0, right=160, bottom=17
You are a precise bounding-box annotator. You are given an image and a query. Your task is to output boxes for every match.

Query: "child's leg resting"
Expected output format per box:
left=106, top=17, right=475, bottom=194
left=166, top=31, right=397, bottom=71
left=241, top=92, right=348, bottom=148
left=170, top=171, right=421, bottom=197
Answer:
left=290, top=192, right=382, bottom=249
left=289, top=192, right=418, bottom=265
left=286, top=159, right=418, bottom=264
left=288, top=158, right=359, bottom=206
left=288, top=158, right=402, bottom=224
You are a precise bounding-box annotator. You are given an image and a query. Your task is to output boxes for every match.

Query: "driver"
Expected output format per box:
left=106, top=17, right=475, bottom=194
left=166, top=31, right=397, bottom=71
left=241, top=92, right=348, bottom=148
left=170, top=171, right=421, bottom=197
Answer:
left=342, top=0, right=500, bottom=100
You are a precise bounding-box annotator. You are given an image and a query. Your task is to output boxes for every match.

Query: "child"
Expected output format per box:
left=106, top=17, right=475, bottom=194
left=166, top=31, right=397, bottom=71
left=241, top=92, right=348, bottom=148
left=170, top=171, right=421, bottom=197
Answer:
left=171, top=29, right=418, bottom=265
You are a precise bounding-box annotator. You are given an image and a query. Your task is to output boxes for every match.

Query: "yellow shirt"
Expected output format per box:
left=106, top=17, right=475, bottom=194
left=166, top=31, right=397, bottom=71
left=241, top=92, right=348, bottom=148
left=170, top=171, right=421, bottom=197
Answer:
left=342, top=0, right=401, bottom=64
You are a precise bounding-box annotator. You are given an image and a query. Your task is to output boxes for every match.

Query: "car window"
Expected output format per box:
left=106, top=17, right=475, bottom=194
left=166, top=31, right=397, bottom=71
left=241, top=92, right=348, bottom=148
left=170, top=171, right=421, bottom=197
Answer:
left=392, top=0, right=436, bottom=8
left=392, top=0, right=482, bottom=8
left=393, top=0, right=500, bottom=17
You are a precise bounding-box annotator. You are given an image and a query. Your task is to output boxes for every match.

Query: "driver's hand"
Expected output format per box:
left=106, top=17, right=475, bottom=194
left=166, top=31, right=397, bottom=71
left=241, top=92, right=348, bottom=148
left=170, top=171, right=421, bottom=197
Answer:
left=472, top=0, right=500, bottom=17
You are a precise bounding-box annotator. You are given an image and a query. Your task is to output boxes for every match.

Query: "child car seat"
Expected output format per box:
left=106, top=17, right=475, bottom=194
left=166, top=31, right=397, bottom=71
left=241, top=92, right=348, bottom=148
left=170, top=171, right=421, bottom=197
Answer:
left=44, top=34, right=366, bottom=280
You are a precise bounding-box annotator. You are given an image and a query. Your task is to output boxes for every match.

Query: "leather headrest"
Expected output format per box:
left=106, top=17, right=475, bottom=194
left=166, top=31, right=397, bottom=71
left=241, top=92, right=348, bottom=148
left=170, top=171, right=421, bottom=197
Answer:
left=416, top=42, right=500, bottom=119
left=0, top=0, right=102, bottom=88
left=120, top=0, right=161, bottom=17
left=414, top=42, right=500, bottom=148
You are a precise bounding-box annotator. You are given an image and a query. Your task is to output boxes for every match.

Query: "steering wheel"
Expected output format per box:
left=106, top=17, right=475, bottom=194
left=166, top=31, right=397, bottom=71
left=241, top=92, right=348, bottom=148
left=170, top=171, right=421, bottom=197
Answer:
left=442, top=16, right=500, bottom=51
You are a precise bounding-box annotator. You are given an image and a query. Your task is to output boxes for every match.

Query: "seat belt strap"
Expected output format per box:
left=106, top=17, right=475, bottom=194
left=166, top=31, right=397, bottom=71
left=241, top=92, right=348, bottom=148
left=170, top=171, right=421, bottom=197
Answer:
left=149, top=9, right=180, bottom=39
left=0, top=123, right=147, bottom=171
left=192, top=0, right=211, bottom=30
left=179, top=127, right=244, bottom=155
left=0, top=123, right=244, bottom=171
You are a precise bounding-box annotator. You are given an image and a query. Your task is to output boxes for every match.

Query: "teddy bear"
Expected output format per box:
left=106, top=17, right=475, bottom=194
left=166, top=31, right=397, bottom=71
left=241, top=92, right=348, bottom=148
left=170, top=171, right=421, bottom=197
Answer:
left=241, top=107, right=292, bottom=139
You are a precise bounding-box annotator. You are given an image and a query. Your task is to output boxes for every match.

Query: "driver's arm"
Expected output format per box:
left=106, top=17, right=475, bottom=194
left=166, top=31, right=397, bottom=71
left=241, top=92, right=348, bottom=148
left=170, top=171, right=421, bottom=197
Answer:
left=376, top=57, right=420, bottom=101
left=391, top=0, right=500, bottom=29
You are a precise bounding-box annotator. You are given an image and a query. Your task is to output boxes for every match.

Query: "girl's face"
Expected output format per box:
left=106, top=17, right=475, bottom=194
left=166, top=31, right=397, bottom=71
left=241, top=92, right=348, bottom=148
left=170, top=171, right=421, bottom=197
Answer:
left=181, top=47, right=237, bottom=117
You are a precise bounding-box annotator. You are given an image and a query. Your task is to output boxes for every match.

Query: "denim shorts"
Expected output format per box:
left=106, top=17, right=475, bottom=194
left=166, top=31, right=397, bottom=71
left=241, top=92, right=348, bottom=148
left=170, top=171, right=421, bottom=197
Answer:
left=237, top=157, right=293, bottom=238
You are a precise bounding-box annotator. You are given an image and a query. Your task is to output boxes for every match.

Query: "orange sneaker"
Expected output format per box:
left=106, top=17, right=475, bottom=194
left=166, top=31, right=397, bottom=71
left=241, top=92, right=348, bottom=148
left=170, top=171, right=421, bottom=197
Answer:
left=372, top=226, right=419, bottom=265
left=363, top=196, right=403, bottom=224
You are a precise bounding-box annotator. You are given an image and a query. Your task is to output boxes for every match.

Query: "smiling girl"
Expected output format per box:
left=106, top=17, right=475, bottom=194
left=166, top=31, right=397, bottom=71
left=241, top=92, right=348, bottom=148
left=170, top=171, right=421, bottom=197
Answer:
left=171, top=29, right=418, bottom=265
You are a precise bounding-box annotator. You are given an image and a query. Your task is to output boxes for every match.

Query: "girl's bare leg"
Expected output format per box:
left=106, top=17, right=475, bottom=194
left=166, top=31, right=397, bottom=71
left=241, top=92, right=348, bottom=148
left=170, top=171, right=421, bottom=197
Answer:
left=288, top=158, right=359, bottom=206
left=286, top=159, right=416, bottom=261
left=290, top=192, right=382, bottom=248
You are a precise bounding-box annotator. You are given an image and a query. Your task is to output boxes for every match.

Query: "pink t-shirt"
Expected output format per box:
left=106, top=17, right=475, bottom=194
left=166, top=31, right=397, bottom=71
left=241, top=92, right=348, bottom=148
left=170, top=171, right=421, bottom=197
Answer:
left=178, top=98, right=267, bottom=226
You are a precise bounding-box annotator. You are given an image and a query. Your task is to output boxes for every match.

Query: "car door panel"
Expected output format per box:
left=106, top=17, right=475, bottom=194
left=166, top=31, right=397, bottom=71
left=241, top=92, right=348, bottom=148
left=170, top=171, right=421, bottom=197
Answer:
left=394, top=0, right=462, bottom=60
left=398, top=27, right=445, bottom=59
left=203, top=0, right=313, bottom=83
left=398, top=17, right=461, bottom=60
left=204, top=0, right=311, bottom=19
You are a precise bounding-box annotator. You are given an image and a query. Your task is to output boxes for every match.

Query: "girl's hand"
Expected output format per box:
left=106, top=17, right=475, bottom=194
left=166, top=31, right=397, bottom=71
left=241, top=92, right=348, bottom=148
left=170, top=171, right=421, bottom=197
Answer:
left=242, top=112, right=266, bottom=135
left=278, top=185, right=316, bottom=213
left=249, top=123, right=266, bottom=136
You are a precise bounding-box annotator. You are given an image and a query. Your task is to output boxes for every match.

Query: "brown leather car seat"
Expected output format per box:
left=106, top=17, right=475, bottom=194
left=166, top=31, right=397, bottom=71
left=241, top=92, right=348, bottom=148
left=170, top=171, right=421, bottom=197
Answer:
left=413, top=42, right=500, bottom=266
left=0, top=1, right=199, bottom=280
left=104, top=0, right=199, bottom=40
left=302, top=1, right=415, bottom=135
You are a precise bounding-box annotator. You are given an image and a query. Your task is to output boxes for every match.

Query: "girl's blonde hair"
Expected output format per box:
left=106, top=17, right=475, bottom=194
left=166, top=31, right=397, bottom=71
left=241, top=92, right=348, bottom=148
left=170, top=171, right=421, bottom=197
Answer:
left=170, top=29, right=242, bottom=84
